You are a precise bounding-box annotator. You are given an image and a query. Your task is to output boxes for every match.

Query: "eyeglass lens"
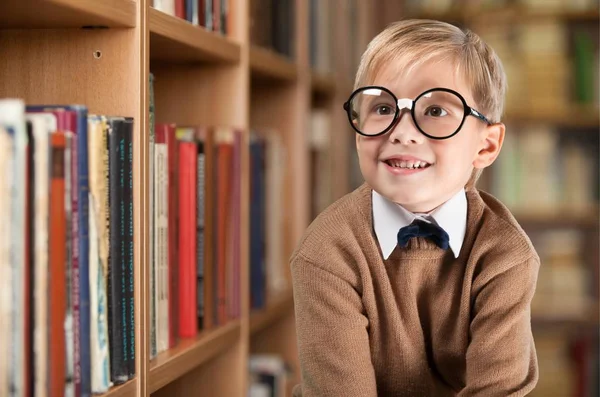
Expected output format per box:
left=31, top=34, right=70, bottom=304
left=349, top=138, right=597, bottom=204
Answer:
left=349, top=88, right=466, bottom=138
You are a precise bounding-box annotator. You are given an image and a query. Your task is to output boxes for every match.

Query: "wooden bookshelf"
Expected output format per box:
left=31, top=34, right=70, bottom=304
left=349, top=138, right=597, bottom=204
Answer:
left=0, top=0, right=137, bottom=28
left=250, top=289, right=295, bottom=334
left=311, top=70, right=336, bottom=96
left=99, top=379, right=136, bottom=397
left=0, top=0, right=368, bottom=395
left=149, top=8, right=241, bottom=63
left=249, top=45, right=298, bottom=81
left=149, top=321, right=241, bottom=393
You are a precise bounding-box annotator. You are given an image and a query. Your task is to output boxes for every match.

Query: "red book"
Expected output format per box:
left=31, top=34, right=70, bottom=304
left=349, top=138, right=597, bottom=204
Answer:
left=215, top=129, right=233, bottom=325
left=49, top=132, right=67, bottom=396
left=178, top=140, right=197, bottom=338
left=175, top=0, right=185, bottom=19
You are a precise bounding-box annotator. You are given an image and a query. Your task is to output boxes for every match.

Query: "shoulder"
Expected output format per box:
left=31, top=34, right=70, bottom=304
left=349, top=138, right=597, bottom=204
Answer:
left=466, top=188, right=540, bottom=277
left=289, top=183, right=373, bottom=276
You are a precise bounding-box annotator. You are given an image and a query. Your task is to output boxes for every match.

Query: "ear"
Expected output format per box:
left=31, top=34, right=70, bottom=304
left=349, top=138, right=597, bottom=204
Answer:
left=473, top=122, right=505, bottom=169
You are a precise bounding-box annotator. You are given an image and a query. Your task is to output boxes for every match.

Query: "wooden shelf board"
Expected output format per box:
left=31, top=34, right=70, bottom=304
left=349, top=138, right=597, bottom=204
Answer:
left=250, top=289, right=295, bottom=335
left=533, top=302, right=600, bottom=330
left=513, top=207, right=599, bottom=228
left=0, top=0, right=136, bottom=28
left=250, top=45, right=297, bottom=82
left=98, top=379, right=136, bottom=397
left=504, top=106, right=599, bottom=128
left=311, top=70, right=336, bottom=96
left=415, top=7, right=600, bottom=23
left=149, top=320, right=241, bottom=393
left=149, top=7, right=240, bottom=63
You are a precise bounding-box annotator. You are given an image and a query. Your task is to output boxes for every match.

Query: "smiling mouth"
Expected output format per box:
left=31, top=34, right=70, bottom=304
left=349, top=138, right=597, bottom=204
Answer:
left=383, top=159, right=432, bottom=170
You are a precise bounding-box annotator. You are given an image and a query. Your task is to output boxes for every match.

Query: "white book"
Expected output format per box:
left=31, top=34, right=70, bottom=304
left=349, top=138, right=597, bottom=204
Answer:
left=28, top=112, right=56, bottom=397
left=153, top=0, right=175, bottom=16
left=265, top=133, right=287, bottom=295
left=0, top=98, right=26, bottom=397
left=88, top=116, right=111, bottom=393
left=0, top=126, right=14, bottom=397
left=154, top=143, right=169, bottom=353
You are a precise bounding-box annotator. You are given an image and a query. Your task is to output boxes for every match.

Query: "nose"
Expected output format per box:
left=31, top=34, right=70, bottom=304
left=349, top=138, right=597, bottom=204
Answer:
left=388, top=109, right=424, bottom=145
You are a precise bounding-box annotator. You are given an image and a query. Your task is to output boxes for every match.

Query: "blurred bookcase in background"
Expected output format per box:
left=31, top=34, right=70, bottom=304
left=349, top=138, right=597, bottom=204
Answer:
left=357, top=1, right=599, bottom=396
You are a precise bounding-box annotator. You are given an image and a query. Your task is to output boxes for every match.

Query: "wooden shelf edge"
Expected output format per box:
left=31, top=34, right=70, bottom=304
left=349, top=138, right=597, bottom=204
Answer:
left=250, top=289, right=295, bottom=335
left=149, top=320, right=241, bottom=393
left=98, top=378, right=136, bottom=397
left=513, top=207, right=599, bottom=228
left=311, top=70, right=336, bottom=96
left=504, top=106, right=599, bottom=128
left=413, top=7, right=600, bottom=23
left=250, top=45, right=298, bottom=82
left=0, top=0, right=137, bottom=28
left=149, top=7, right=241, bottom=63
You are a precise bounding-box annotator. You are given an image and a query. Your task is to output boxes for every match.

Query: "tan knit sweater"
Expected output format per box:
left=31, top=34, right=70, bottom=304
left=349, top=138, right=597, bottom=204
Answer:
left=290, top=183, right=540, bottom=396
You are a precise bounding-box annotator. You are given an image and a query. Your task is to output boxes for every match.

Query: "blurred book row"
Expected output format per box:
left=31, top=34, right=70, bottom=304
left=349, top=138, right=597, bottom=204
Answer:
left=479, top=18, right=599, bottom=113
left=148, top=74, right=288, bottom=358
left=151, top=0, right=230, bottom=35
left=0, top=100, right=135, bottom=396
left=250, top=0, right=295, bottom=59
left=404, top=0, right=599, bottom=14
left=489, top=125, right=599, bottom=215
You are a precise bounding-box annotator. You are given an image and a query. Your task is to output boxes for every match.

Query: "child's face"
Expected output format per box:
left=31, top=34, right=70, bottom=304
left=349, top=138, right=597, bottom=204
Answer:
left=355, top=57, right=504, bottom=213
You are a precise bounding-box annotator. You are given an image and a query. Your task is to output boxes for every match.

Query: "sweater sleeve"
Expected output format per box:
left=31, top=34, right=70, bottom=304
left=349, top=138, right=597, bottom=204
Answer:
left=290, top=254, right=377, bottom=397
left=459, top=255, right=540, bottom=396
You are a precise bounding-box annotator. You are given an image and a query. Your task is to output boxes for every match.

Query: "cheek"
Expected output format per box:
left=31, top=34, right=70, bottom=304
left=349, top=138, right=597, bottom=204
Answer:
left=357, top=136, right=383, bottom=162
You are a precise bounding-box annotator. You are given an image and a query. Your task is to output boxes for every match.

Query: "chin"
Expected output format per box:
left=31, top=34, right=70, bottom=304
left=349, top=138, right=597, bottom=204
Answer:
left=380, top=186, right=432, bottom=211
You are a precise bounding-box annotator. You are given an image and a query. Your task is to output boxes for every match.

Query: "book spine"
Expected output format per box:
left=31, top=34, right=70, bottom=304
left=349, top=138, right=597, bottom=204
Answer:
left=24, top=121, right=34, bottom=397
left=74, top=107, right=91, bottom=397
left=63, top=132, right=75, bottom=397
left=126, top=119, right=135, bottom=378
left=149, top=74, right=157, bottom=360
left=30, top=116, right=49, bottom=397
left=196, top=143, right=205, bottom=329
left=165, top=125, right=178, bottom=347
left=155, top=142, right=169, bottom=353
left=49, top=133, right=67, bottom=397
left=88, top=117, right=111, bottom=393
left=178, top=141, right=197, bottom=337
left=108, top=120, right=129, bottom=384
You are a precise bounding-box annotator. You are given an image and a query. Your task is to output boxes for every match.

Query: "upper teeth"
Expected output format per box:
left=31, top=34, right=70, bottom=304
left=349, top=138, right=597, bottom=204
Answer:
left=389, top=160, right=429, bottom=169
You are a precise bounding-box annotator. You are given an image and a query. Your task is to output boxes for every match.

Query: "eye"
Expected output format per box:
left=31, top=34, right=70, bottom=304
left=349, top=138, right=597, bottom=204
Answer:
left=373, top=104, right=394, bottom=115
left=424, top=106, right=448, bottom=117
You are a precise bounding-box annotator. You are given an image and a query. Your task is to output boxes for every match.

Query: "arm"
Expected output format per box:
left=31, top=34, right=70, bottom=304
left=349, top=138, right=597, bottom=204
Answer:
left=290, top=253, right=377, bottom=397
left=459, top=255, right=540, bottom=396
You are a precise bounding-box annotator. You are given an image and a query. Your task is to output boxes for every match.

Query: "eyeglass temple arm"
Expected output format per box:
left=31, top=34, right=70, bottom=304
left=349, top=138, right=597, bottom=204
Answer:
left=469, top=107, right=492, bottom=125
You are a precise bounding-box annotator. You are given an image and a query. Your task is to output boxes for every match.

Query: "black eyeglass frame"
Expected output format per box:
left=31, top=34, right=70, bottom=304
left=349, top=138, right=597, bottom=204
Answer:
left=342, top=86, right=493, bottom=140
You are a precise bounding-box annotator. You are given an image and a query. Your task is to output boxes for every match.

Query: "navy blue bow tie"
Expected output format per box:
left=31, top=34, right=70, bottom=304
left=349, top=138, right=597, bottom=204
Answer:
left=397, top=219, right=450, bottom=250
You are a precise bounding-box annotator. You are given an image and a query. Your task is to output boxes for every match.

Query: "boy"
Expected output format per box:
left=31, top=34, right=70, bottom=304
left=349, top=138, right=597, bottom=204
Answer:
left=290, top=19, right=540, bottom=396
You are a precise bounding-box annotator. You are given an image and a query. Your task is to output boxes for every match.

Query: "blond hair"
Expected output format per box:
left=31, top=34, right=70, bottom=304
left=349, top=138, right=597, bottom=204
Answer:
left=355, top=19, right=507, bottom=187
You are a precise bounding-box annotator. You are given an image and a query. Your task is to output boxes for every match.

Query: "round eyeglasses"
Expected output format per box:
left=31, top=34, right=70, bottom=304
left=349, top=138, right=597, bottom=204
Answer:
left=343, top=86, right=492, bottom=139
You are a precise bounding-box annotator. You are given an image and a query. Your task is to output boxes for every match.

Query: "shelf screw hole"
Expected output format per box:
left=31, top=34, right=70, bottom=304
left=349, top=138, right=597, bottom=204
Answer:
left=94, top=50, right=102, bottom=59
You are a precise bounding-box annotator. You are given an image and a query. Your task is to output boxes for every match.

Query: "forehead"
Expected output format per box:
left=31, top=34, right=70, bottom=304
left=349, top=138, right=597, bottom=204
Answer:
left=369, top=55, right=475, bottom=104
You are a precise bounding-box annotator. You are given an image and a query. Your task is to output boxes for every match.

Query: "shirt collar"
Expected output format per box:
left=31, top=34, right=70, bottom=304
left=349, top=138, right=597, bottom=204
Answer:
left=372, top=188, right=467, bottom=259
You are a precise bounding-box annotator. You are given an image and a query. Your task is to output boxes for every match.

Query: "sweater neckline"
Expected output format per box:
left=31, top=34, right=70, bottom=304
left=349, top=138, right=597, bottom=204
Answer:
left=355, top=183, right=484, bottom=261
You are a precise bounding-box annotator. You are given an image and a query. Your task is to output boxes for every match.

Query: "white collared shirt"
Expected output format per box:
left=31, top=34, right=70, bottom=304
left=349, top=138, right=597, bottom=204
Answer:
left=372, top=188, right=468, bottom=259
